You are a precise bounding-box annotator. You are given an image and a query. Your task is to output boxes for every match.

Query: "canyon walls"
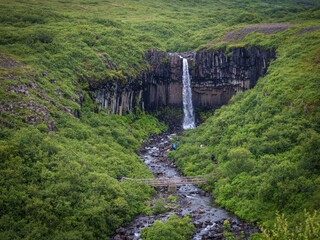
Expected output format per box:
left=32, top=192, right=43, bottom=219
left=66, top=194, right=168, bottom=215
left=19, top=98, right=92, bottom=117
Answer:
left=91, top=47, right=276, bottom=115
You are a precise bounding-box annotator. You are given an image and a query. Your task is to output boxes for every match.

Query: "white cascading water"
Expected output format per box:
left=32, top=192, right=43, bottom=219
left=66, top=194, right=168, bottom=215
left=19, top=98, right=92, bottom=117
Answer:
left=182, top=58, right=196, bottom=129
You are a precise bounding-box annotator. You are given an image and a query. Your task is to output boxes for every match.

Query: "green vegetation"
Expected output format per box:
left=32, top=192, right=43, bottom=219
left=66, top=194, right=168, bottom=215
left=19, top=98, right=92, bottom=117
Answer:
left=1, top=0, right=319, bottom=85
left=152, top=199, right=167, bottom=215
left=0, top=107, right=169, bottom=239
left=1, top=0, right=320, bottom=239
left=144, top=195, right=180, bottom=215
left=167, top=195, right=178, bottom=203
left=0, top=52, right=167, bottom=238
left=141, top=214, right=195, bottom=240
left=261, top=210, right=320, bottom=240
left=169, top=24, right=320, bottom=229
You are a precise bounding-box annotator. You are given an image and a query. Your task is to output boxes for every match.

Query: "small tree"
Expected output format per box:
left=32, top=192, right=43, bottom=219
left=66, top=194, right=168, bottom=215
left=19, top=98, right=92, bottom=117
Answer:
left=261, top=210, right=320, bottom=240
left=223, top=147, right=255, bottom=179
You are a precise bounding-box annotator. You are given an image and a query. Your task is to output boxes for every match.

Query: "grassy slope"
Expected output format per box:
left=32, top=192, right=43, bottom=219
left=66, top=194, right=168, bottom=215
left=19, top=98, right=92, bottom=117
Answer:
left=1, top=0, right=319, bottom=126
left=1, top=0, right=320, bottom=238
left=169, top=24, right=320, bottom=228
left=0, top=113, right=161, bottom=239
left=0, top=82, right=167, bottom=239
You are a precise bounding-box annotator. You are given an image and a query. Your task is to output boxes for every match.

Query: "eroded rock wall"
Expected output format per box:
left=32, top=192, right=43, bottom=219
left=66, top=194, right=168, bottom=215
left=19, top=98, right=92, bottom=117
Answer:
left=142, top=50, right=183, bottom=110
left=91, top=77, right=144, bottom=115
left=91, top=47, right=276, bottom=115
left=190, top=48, right=276, bottom=109
left=143, top=48, right=275, bottom=111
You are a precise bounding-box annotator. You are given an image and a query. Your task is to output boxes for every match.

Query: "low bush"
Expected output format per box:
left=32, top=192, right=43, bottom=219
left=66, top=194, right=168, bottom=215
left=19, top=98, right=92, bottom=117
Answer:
left=141, top=215, right=196, bottom=240
left=0, top=109, right=166, bottom=239
left=261, top=210, right=320, bottom=240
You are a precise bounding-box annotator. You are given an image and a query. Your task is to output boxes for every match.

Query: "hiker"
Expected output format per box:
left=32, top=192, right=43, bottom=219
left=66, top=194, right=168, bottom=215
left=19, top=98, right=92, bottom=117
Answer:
left=211, top=154, right=217, bottom=164
left=177, top=140, right=179, bottom=147
left=172, top=144, right=177, bottom=150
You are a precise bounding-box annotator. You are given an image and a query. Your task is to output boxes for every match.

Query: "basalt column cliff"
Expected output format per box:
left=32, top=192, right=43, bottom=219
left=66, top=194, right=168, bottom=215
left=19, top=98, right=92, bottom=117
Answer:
left=143, top=48, right=276, bottom=111
left=93, top=47, right=276, bottom=115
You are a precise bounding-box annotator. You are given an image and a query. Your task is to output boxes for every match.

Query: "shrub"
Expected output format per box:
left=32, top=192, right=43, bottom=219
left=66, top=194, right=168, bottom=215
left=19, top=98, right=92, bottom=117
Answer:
left=152, top=199, right=167, bottom=215
left=167, top=195, right=178, bottom=203
left=0, top=109, right=164, bottom=239
left=260, top=210, right=320, bottom=240
left=233, top=12, right=262, bottom=24
left=38, top=123, right=48, bottom=133
left=223, top=147, right=255, bottom=179
left=141, top=215, right=196, bottom=240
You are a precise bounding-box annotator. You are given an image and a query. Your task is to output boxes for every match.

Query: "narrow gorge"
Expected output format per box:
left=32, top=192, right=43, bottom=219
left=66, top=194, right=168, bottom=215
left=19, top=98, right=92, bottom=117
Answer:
left=103, top=47, right=276, bottom=238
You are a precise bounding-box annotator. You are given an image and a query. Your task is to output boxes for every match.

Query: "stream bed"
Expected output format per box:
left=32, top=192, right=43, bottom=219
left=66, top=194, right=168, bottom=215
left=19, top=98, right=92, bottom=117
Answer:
left=111, top=133, right=260, bottom=240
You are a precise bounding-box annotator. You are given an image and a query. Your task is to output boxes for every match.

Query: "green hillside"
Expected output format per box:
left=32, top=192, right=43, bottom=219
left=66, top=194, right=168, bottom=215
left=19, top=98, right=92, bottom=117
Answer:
left=1, top=0, right=320, bottom=239
left=169, top=17, right=320, bottom=229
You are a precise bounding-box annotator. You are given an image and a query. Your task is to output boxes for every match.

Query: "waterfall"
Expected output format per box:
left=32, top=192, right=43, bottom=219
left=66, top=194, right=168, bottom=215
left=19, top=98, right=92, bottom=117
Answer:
left=182, top=58, right=195, bottom=129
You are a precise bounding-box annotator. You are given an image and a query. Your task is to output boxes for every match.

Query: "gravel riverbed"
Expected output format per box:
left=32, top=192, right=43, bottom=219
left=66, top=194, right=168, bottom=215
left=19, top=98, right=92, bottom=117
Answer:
left=111, top=133, right=260, bottom=240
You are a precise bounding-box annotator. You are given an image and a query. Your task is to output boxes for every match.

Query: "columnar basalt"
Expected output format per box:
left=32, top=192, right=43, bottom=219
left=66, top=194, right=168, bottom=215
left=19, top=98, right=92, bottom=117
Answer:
left=189, top=48, right=276, bottom=109
left=142, top=50, right=183, bottom=110
left=91, top=79, right=144, bottom=116
left=143, top=48, right=276, bottom=111
left=91, top=47, right=276, bottom=115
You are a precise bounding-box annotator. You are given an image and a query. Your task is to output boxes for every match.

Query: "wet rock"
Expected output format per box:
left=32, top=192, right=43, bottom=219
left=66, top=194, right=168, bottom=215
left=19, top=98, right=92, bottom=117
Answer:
left=117, top=227, right=126, bottom=234
left=202, top=222, right=209, bottom=228
left=212, top=233, right=223, bottom=239
left=215, top=226, right=224, bottom=233
left=231, top=218, right=239, bottom=225
left=194, top=221, right=203, bottom=228
left=231, top=225, right=241, bottom=232
left=198, top=208, right=205, bottom=214
left=113, top=234, right=122, bottom=240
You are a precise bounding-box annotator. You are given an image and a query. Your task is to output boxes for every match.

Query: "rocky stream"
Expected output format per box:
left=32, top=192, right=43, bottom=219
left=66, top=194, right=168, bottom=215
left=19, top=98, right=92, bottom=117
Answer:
left=111, top=133, right=260, bottom=240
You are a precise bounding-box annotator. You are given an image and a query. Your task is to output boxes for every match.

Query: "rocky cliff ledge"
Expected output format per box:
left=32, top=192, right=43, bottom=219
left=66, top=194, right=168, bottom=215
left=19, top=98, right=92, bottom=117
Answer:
left=91, top=47, right=276, bottom=115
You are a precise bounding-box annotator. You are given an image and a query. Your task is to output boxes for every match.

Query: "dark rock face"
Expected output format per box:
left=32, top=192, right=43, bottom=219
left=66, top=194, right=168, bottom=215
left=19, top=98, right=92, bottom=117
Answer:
left=91, top=47, right=276, bottom=115
left=190, top=48, right=275, bottom=110
left=90, top=75, right=145, bottom=116
left=143, top=50, right=183, bottom=110
left=143, top=48, right=276, bottom=111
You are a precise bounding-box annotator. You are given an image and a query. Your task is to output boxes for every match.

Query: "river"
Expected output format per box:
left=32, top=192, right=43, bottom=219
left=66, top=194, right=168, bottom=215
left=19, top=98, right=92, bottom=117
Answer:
left=111, top=133, right=260, bottom=240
